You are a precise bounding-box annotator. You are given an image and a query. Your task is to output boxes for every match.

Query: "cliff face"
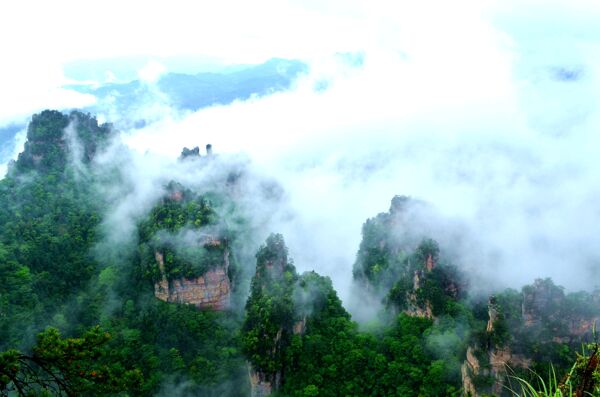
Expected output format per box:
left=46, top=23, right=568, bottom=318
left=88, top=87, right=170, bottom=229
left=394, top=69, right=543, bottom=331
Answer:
left=461, top=282, right=599, bottom=397
left=242, top=234, right=297, bottom=397
left=293, top=316, right=307, bottom=335
left=462, top=344, right=532, bottom=397
left=153, top=247, right=231, bottom=311
left=248, top=366, right=273, bottom=397
left=462, top=298, right=517, bottom=397
left=398, top=246, right=461, bottom=320
left=461, top=346, right=480, bottom=397
left=522, top=279, right=599, bottom=340
left=522, top=278, right=565, bottom=327
left=14, top=110, right=112, bottom=174
left=462, top=317, right=532, bottom=396
left=403, top=255, right=438, bottom=319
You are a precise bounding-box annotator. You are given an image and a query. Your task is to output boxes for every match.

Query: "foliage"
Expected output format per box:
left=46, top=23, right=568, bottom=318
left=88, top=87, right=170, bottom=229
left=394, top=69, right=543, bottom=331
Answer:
left=138, top=181, right=226, bottom=282
left=0, top=110, right=247, bottom=396
left=242, top=234, right=297, bottom=380
left=281, top=309, right=461, bottom=397
left=0, top=111, right=109, bottom=347
left=14, top=110, right=111, bottom=174
left=0, top=326, right=142, bottom=396
left=507, top=342, right=600, bottom=397
left=243, top=235, right=462, bottom=396
left=3, top=111, right=600, bottom=397
left=101, top=299, right=248, bottom=396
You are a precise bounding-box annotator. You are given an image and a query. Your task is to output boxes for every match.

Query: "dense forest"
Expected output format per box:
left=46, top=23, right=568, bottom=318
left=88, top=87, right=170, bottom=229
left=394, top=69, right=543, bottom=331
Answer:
left=0, top=110, right=599, bottom=396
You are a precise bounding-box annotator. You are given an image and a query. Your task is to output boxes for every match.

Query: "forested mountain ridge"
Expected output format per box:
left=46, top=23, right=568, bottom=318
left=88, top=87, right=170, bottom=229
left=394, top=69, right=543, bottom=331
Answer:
left=352, top=196, right=600, bottom=396
left=11, top=110, right=113, bottom=174
left=0, top=110, right=599, bottom=396
left=0, top=110, right=112, bottom=347
left=0, top=111, right=250, bottom=395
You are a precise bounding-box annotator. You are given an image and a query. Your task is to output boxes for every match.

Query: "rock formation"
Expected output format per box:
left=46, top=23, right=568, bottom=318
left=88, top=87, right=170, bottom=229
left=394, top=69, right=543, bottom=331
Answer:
left=293, top=316, right=307, bottom=335
left=248, top=366, right=273, bottom=397
left=522, top=278, right=565, bottom=327
left=462, top=343, right=532, bottom=397
left=243, top=234, right=296, bottom=397
left=460, top=283, right=600, bottom=396
left=153, top=243, right=231, bottom=311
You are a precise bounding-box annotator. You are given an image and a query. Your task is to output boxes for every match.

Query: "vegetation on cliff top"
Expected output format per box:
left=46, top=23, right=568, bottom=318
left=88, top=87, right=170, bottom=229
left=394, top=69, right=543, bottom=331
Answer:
left=137, top=181, right=227, bottom=283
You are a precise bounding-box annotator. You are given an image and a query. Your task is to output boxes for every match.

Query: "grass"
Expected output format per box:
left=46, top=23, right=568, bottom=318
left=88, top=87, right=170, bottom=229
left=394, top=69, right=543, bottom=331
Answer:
left=506, top=365, right=574, bottom=396
left=506, top=342, right=599, bottom=397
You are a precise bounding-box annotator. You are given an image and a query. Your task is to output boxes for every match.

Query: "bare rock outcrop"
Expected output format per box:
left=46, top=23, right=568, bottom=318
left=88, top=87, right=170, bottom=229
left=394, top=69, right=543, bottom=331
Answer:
left=293, top=316, right=307, bottom=336
left=461, top=346, right=480, bottom=397
left=153, top=246, right=231, bottom=311
left=462, top=297, right=531, bottom=396
left=249, top=366, right=273, bottom=397
left=486, top=296, right=499, bottom=333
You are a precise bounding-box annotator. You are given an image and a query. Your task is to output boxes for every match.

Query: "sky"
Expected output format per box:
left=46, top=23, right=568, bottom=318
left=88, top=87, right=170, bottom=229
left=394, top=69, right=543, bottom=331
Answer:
left=2, top=0, right=600, bottom=303
left=1, top=0, right=598, bottom=123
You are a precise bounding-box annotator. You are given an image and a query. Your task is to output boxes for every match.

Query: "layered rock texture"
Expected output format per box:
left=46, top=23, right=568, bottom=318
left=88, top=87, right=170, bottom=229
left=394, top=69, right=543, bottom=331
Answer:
left=153, top=243, right=231, bottom=311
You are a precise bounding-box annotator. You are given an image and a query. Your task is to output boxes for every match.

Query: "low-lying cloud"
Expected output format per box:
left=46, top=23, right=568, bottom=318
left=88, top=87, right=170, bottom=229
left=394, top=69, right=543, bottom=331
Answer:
left=8, top=0, right=600, bottom=311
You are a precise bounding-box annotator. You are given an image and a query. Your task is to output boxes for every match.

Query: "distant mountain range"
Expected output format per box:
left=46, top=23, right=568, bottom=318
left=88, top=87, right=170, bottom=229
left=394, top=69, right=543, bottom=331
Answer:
left=67, top=58, right=308, bottom=127
left=0, top=58, right=308, bottom=167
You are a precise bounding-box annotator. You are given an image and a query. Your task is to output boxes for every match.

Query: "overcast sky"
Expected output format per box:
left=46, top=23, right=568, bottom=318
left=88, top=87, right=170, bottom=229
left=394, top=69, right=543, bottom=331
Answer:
left=3, top=0, right=600, bottom=299
left=1, top=0, right=598, bottom=124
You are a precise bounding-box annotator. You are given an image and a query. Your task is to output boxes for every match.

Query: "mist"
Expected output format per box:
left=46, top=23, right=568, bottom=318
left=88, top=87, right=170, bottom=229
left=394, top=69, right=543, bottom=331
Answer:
left=104, top=42, right=600, bottom=310
left=3, top=0, right=600, bottom=311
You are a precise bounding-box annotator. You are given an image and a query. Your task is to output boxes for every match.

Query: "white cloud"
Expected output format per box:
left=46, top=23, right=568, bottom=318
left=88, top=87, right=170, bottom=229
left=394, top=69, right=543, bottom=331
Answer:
left=138, top=61, right=166, bottom=83
left=113, top=1, right=600, bottom=302
left=4, top=0, right=600, bottom=306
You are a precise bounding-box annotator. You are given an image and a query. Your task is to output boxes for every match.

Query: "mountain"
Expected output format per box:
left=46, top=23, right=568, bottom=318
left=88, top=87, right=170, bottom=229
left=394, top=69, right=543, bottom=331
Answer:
left=67, top=58, right=308, bottom=128
left=0, top=110, right=598, bottom=396
left=156, top=58, right=307, bottom=110
left=0, top=58, right=307, bottom=175
left=352, top=196, right=600, bottom=396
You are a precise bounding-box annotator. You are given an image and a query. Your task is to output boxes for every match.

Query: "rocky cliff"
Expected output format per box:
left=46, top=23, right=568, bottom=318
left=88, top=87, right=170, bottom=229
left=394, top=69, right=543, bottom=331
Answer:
left=462, top=297, right=531, bottom=397
left=242, top=234, right=297, bottom=397
left=461, top=344, right=531, bottom=397
left=13, top=110, right=112, bottom=174
left=461, top=282, right=600, bottom=397
left=153, top=244, right=231, bottom=311
left=248, top=366, right=274, bottom=397
left=293, top=316, right=307, bottom=335
left=521, top=279, right=600, bottom=339
left=353, top=196, right=463, bottom=320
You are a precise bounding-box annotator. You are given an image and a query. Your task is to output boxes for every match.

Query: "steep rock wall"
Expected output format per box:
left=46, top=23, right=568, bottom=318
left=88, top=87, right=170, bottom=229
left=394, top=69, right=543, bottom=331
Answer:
left=248, top=328, right=284, bottom=397
left=249, top=366, right=273, bottom=397
left=153, top=248, right=231, bottom=310
left=403, top=261, right=437, bottom=319
left=461, top=346, right=480, bottom=397
left=462, top=297, right=532, bottom=396
left=293, top=316, right=307, bottom=336
left=461, top=345, right=531, bottom=397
